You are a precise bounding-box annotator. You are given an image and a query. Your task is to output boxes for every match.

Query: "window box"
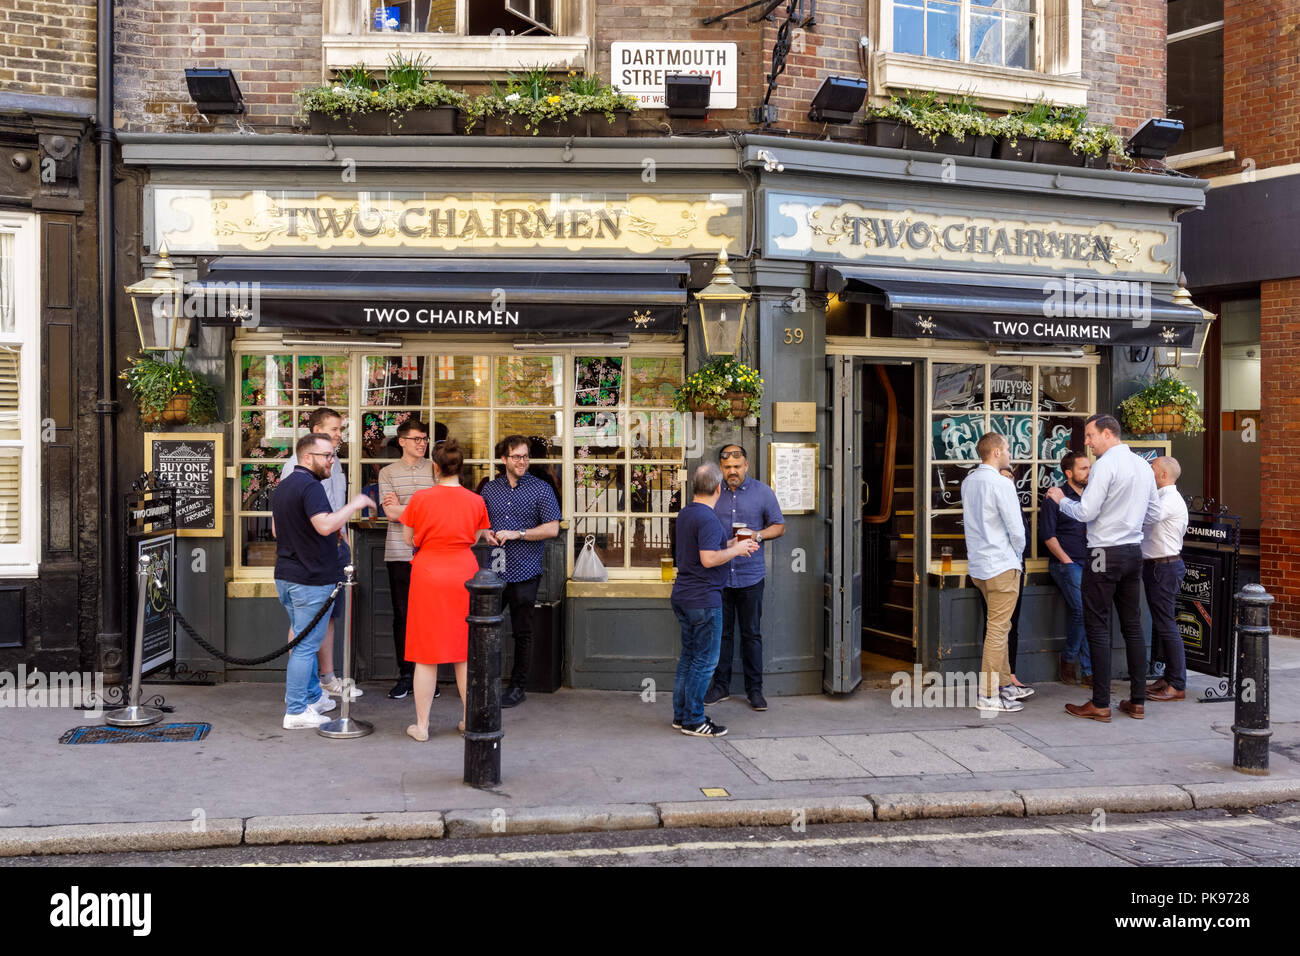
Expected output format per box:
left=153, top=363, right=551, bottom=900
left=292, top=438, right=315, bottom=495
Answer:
left=862, top=117, right=907, bottom=149
left=307, top=105, right=462, bottom=135
left=992, top=136, right=1107, bottom=168
left=483, top=110, right=630, bottom=137
left=904, top=129, right=994, bottom=157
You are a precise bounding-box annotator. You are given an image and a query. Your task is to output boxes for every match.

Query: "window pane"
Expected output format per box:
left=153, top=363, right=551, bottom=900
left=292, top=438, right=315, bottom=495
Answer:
left=970, top=11, right=1001, bottom=65
left=575, top=356, right=623, bottom=408
left=990, top=414, right=1034, bottom=460
left=242, top=516, right=277, bottom=567
left=0, top=233, right=13, bottom=334
left=425, top=0, right=455, bottom=33
left=931, top=462, right=976, bottom=510
left=296, top=355, right=348, bottom=408
left=433, top=355, right=491, bottom=407
left=0, top=447, right=18, bottom=543
left=240, top=463, right=281, bottom=512
left=1005, top=12, right=1033, bottom=69
left=933, top=363, right=984, bottom=410
left=361, top=410, right=416, bottom=460
left=1001, top=463, right=1033, bottom=507
left=630, top=410, right=685, bottom=460
left=497, top=410, right=562, bottom=455
left=241, top=354, right=291, bottom=407
left=296, top=409, right=350, bottom=458
left=574, top=462, right=624, bottom=513
left=1168, top=0, right=1223, bottom=35
left=574, top=410, right=623, bottom=460
left=990, top=364, right=1033, bottom=411
left=630, top=464, right=683, bottom=513
left=573, top=517, right=623, bottom=568
left=628, top=356, right=682, bottom=406
left=931, top=512, right=967, bottom=561
left=363, top=355, right=426, bottom=407
left=1039, top=365, right=1087, bottom=412
left=435, top=409, right=491, bottom=460
left=241, top=410, right=295, bottom=460
left=932, top=413, right=983, bottom=460
left=894, top=1, right=925, bottom=55
left=0, top=349, right=18, bottom=440
left=1039, top=416, right=1086, bottom=463
left=1168, top=27, right=1223, bottom=153
left=630, top=517, right=675, bottom=569
left=497, top=355, right=561, bottom=406
left=927, top=1, right=960, bottom=60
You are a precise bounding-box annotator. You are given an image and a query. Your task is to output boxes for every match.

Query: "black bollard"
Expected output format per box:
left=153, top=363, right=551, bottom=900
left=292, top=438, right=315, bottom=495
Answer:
left=464, top=563, right=505, bottom=788
left=1232, top=583, right=1273, bottom=775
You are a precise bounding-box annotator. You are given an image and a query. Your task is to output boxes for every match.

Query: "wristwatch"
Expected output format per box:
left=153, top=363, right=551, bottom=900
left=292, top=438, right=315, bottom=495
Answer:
left=755, top=531, right=763, bottom=543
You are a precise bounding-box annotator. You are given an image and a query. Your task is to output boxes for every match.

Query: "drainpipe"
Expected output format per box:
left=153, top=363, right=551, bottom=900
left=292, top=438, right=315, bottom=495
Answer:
left=94, top=0, right=122, bottom=676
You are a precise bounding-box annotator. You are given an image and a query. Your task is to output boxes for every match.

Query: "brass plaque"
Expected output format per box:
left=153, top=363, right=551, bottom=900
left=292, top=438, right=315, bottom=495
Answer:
left=773, top=401, right=817, bottom=432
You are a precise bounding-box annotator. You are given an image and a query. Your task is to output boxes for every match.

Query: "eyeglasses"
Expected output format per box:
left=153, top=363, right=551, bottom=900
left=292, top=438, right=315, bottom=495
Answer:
left=309, top=452, right=336, bottom=461
left=402, top=436, right=429, bottom=444
left=506, top=454, right=530, bottom=462
left=719, top=450, right=746, bottom=461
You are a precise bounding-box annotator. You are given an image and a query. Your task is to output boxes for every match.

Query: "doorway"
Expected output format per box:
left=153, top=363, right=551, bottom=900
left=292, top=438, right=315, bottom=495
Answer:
left=861, top=363, right=918, bottom=674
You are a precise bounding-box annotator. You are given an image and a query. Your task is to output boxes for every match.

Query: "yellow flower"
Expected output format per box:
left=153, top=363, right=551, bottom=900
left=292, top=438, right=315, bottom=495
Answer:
left=547, top=95, right=561, bottom=104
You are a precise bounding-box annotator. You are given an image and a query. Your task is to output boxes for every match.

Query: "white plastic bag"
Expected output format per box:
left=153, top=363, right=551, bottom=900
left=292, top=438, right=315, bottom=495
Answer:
left=571, top=534, right=608, bottom=583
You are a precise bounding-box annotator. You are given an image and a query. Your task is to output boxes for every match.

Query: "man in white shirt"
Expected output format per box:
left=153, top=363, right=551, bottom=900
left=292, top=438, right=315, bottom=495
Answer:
left=1142, top=456, right=1190, bottom=703
left=1046, top=414, right=1161, bottom=722
left=961, top=433, right=1029, bottom=713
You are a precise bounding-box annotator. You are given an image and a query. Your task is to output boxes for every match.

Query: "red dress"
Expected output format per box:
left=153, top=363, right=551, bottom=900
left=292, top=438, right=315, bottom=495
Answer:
left=400, top=484, right=490, bottom=664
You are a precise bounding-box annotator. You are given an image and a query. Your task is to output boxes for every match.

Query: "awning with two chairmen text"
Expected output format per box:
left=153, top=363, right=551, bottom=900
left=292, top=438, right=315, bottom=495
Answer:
left=191, top=257, right=690, bottom=334
left=821, top=266, right=1206, bottom=347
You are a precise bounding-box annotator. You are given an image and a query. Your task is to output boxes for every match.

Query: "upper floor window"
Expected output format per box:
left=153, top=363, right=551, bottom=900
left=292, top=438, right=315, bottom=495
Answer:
left=1166, top=0, right=1223, bottom=156
left=370, top=0, right=557, bottom=36
left=0, top=214, right=39, bottom=577
left=893, top=0, right=1035, bottom=71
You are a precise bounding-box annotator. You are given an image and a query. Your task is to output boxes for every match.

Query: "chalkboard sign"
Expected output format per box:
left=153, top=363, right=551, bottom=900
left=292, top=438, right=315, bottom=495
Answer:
left=145, top=432, right=224, bottom=537
left=1176, top=552, right=1226, bottom=676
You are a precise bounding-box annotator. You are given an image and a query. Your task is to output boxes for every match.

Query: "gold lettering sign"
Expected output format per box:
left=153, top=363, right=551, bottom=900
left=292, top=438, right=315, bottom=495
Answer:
left=768, top=194, right=1176, bottom=278
left=152, top=188, right=744, bottom=255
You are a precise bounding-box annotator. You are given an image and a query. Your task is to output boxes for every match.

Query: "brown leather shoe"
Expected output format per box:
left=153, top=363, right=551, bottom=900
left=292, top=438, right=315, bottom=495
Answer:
left=1147, top=685, right=1186, bottom=702
left=1059, top=654, right=1077, bottom=685
left=1080, top=674, right=1092, bottom=688
left=1119, top=699, right=1145, bottom=719
left=1065, top=700, right=1111, bottom=722
left=1146, top=679, right=1169, bottom=694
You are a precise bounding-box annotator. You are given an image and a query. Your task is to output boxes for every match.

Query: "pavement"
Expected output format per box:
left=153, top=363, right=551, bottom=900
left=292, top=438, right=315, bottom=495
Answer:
left=3, top=635, right=1300, bottom=857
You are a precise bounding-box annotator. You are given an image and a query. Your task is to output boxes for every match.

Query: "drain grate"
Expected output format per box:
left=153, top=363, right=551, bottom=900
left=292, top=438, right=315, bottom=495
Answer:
left=59, top=723, right=211, bottom=745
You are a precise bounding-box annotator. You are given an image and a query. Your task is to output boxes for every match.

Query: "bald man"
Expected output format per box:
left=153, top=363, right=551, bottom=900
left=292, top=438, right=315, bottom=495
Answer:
left=1142, top=456, right=1189, bottom=703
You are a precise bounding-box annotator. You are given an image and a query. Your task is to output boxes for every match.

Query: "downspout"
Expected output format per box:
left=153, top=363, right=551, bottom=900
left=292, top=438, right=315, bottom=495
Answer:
left=95, top=0, right=121, bottom=671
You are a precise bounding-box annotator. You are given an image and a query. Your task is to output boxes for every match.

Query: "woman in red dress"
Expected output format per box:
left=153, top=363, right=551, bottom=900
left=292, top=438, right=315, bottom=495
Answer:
left=400, top=438, right=495, bottom=740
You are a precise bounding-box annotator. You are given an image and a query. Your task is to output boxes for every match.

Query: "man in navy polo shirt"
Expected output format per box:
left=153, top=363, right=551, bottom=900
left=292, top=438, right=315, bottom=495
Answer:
left=1041, top=450, right=1092, bottom=686
left=672, top=463, right=761, bottom=737
left=480, top=434, right=561, bottom=709
left=704, top=444, right=785, bottom=712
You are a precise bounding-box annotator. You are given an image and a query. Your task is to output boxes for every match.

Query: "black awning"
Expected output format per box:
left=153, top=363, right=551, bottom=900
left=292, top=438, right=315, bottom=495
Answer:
left=823, top=266, right=1205, bottom=347
left=193, top=257, right=689, bottom=334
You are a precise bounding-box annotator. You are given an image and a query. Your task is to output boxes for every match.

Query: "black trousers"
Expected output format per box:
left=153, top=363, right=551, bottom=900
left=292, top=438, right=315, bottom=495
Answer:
left=1082, top=544, right=1146, bottom=708
left=504, top=575, right=542, bottom=688
left=386, top=560, right=414, bottom=679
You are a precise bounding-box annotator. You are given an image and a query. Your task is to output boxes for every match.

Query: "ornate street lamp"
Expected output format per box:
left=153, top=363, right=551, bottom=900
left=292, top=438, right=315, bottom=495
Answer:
left=694, top=250, right=751, bottom=356
left=1162, top=275, right=1217, bottom=370
left=125, top=242, right=190, bottom=352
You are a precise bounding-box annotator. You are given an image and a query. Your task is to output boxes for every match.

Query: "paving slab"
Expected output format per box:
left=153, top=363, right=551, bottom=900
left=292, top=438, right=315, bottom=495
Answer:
left=915, top=728, right=1065, bottom=772
left=826, top=731, right=969, bottom=776
left=728, top=736, right=873, bottom=780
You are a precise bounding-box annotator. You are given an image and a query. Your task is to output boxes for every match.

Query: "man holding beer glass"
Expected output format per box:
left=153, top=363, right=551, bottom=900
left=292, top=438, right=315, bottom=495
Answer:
left=704, top=444, right=786, bottom=712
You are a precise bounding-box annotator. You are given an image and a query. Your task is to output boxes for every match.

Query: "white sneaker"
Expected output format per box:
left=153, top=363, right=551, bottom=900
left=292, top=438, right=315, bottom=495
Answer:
left=976, top=694, right=1023, bottom=713
left=321, top=677, right=363, bottom=699
left=1000, top=684, right=1035, bottom=701
left=309, top=692, right=337, bottom=714
left=283, top=709, right=330, bottom=729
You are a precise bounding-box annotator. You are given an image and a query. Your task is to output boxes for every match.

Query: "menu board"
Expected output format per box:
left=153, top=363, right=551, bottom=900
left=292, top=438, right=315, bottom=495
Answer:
left=769, top=442, right=819, bottom=515
left=1175, top=553, right=1225, bottom=676
left=145, top=433, right=224, bottom=537
left=135, top=532, right=176, bottom=676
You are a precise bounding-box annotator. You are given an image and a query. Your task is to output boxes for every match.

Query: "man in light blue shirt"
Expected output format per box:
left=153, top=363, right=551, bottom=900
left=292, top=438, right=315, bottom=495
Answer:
left=961, top=432, right=1028, bottom=713
left=1046, top=413, right=1161, bottom=722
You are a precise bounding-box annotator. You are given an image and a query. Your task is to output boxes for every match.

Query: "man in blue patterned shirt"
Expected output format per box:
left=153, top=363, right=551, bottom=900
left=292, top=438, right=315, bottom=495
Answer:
left=480, top=434, right=562, bottom=708
left=703, top=444, right=785, bottom=712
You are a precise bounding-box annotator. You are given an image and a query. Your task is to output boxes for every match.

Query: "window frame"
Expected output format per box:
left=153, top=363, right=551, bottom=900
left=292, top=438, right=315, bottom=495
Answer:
left=1165, top=7, right=1225, bottom=159
left=0, top=212, right=40, bottom=577
left=232, top=338, right=685, bottom=581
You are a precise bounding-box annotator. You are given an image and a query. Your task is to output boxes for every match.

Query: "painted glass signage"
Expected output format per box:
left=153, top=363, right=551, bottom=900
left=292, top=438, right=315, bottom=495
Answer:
left=765, top=191, right=1178, bottom=280
left=151, top=189, right=744, bottom=256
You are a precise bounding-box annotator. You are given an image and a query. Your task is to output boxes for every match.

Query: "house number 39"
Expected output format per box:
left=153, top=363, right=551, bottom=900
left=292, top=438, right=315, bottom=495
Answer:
left=783, top=328, right=804, bottom=345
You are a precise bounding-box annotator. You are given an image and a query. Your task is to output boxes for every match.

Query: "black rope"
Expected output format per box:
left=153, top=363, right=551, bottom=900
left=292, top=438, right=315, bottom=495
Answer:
left=158, top=582, right=341, bottom=666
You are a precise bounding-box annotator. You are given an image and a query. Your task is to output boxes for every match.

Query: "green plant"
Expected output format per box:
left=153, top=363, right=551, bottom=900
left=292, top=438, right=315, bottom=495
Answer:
left=335, top=63, right=377, bottom=91
left=464, top=67, right=639, bottom=134
left=671, top=357, right=763, bottom=420
left=862, top=90, right=991, bottom=143
left=1117, top=371, right=1205, bottom=437
left=297, top=71, right=469, bottom=120
left=990, top=100, right=1130, bottom=160
left=384, top=51, right=429, bottom=91
left=120, top=352, right=220, bottom=424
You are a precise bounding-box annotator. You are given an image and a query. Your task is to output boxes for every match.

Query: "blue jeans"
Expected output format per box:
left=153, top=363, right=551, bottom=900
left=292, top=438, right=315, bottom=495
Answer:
left=1144, top=558, right=1187, bottom=690
left=1049, top=560, right=1091, bottom=676
left=672, top=604, right=723, bottom=728
left=276, top=580, right=335, bottom=714
left=714, top=580, right=765, bottom=695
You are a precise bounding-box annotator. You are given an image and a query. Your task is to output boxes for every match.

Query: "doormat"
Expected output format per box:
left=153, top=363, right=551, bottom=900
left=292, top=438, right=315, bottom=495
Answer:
left=58, top=723, right=211, bottom=745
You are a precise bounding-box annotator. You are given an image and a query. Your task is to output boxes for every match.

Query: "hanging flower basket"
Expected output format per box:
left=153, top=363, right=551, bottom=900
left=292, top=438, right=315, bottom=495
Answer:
left=672, top=358, right=763, bottom=422
left=687, top=392, right=754, bottom=420
left=1147, top=405, right=1186, bottom=433
left=142, top=394, right=193, bottom=426
left=1117, top=374, right=1204, bottom=437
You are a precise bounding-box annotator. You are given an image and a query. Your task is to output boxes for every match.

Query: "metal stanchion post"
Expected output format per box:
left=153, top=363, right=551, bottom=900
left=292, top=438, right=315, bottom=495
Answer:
left=105, top=555, right=165, bottom=727
left=318, top=565, right=373, bottom=739
left=464, top=561, right=505, bottom=788
left=1232, top=583, right=1272, bottom=775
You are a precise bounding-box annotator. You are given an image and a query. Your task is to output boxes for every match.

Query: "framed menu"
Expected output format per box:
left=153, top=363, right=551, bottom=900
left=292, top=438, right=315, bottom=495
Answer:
left=144, top=432, right=224, bottom=537
left=768, top=442, right=819, bottom=515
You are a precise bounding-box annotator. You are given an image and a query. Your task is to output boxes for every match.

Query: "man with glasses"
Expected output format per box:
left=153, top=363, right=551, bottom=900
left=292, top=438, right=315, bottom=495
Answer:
left=378, top=418, right=435, bottom=700
left=272, top=433, right=374, bottom=728
left=480, top=434, right=561, bottom=708
left=704, top=444, right=785, bottom=712
left=279, top=407, right=361, bottom=699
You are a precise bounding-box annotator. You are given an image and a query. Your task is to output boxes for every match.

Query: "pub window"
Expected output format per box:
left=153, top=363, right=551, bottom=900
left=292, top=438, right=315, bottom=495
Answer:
left=892, top=0, right=1036, bottom=70
left=1166, top=0, right=1224, bottom=156
left=927, top=359, right=1094, bottom=572
left=234, top=345, right=684, bottom=578
left=364, top=0, right=560, bottom=35
left=0, top=214, right=38, bottom=576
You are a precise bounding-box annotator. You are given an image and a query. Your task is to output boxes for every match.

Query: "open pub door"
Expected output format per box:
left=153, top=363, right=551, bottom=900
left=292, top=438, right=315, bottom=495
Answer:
left=824, top=355, right=863, bottom=693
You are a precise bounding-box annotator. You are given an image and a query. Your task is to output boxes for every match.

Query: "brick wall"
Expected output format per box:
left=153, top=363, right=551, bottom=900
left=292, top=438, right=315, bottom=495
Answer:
left=114, top=0, right=322, bottom=131
left=0, top=0, right=97, bottom=102
left=1222, top=1, right=1300, bottom=170
left=1259, top=277, right=1300, bottom=636
left=1083, top=0, right=1167, bottom=137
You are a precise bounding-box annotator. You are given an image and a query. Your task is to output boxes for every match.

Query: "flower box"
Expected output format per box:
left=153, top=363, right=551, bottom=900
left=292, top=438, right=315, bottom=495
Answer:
left=308, top=106, right=460, bottom=135
left=993, top=136, right=1109, bottom=168
left=903, top=129, right=994, bottom=157
left=862, top=118, right=907, bottom=149
left=485, top=109, right=631, bottom=137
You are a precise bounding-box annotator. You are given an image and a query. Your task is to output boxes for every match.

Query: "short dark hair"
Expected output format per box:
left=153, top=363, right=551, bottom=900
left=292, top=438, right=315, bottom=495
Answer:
left=718, top=444, right=747, bottom=461
left=396, top=418, right=427, bottom=438
left=307, top=407, right=342, bottom=432
left=296, top=433, right=330, bottom=459
left=500, top=434, right=529, bottom=458
left=1086, top=413, right=1121, bottom=438
left=1061, top=450, right=1082, bottom=473
left=433, top=437, right=464, bottom=477
left=975, top=432, right=1007, bottom=462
